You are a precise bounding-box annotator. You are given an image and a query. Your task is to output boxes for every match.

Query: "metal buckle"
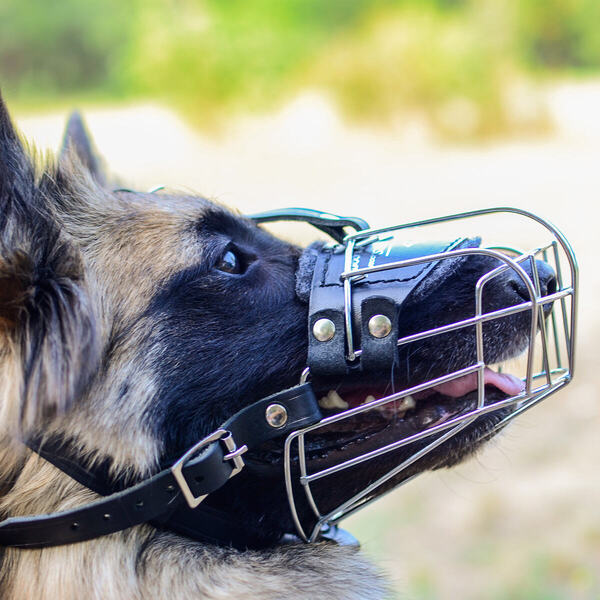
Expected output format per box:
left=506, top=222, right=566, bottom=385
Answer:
left=171, top=428, right=248, bottom=509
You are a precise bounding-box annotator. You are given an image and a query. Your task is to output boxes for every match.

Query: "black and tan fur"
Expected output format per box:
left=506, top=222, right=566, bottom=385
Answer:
left=0, top=93, right=555, bottom=599
left=0, top=95, right=389, bottom=599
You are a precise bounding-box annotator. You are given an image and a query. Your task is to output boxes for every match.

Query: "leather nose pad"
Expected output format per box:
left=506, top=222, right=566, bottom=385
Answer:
left=295, top=242, right=324, bottom=304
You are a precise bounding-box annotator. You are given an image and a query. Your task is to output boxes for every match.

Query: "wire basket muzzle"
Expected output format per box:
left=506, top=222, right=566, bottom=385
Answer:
left=288, top=207, right=578, bottom=542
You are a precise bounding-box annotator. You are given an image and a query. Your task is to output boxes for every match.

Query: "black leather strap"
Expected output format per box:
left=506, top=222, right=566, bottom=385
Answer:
left=223, top=383, right=321, bottom=444
left=1, top=384, right=322, bottom=548
left=360, top=296, right=398, bottom=372
left=307, top=237, right=475, bottom=375
left=0, top=441, right=230, bottom=548
left=159, top=503, right=279, bottom=550
left=24, top=438, right=117, bottom=496
left=307, top=246, right=349, bottom=376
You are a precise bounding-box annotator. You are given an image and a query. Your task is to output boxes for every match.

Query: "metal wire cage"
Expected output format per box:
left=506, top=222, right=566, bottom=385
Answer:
left=284, top=207, right=578, bottom=542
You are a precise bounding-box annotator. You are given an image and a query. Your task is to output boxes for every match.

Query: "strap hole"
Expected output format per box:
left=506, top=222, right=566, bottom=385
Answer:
left=194, top=475, right=204, bottom=484
left=103, top=513, right=111, bottom=521
left=135, top=500, right=144, bottom=509
left=166, top=484, right=176, bottom=493
left=70, top=522, right=80, bottom=531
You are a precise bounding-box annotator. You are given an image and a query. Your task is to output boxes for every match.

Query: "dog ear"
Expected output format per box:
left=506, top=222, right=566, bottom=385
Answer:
left=59, top=110, right=107, bottom=185
left=0, top=94, right=101, bottom=439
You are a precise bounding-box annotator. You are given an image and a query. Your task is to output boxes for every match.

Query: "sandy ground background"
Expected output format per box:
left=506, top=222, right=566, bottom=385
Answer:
left=15, top=82, right=599, bottom=599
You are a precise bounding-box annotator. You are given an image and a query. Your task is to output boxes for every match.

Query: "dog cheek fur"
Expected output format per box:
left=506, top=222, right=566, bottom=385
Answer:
left=1, top=528, right=386, bottom=600
left=135, top=537, right=388, bottom=600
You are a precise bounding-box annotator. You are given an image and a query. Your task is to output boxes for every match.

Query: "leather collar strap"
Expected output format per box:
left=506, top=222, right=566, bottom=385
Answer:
left=0, top=384, right=322, bottom=548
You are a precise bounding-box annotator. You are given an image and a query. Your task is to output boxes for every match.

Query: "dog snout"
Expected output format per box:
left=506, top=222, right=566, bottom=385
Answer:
left=508, top=259, right=557, bottom=315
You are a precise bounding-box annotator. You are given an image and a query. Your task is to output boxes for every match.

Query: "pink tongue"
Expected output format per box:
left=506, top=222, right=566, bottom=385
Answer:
left=432, top=367, right=524, bottom=398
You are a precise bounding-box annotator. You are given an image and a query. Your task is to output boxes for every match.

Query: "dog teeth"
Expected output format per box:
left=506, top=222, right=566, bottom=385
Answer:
left=317, top=392, right=416, bottom=413
left=374, top=394, right=416, bottom=418
left=318, top=390, right=349, bottom=410
left=399, top=395, right=416, bottom=411
left=328, top=390, right=348, bottom=409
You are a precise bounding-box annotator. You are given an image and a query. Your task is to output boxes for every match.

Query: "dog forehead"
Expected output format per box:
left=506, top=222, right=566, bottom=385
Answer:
left=84, top=193, right=231, bottom=313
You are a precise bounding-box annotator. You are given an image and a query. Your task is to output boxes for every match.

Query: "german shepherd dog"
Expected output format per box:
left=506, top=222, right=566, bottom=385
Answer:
left=0, top=93, right=556, bottom=599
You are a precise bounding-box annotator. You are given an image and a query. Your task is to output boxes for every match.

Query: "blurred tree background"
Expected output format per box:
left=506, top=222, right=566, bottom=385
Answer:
left=1, top=0, right=599, bottom=139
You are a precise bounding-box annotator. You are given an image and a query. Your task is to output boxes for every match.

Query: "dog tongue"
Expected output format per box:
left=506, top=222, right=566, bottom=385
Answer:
left=432, top=367, right=524, bottom=398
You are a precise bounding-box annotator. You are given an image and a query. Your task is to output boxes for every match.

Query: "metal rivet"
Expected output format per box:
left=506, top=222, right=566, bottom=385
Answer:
left=70, top=522, right=80, bottom=531
left=265, top=403, right=288, bottom=428
left=313, top=318, right=335, bottom=342
left=368, top=314, right=392, bottom=338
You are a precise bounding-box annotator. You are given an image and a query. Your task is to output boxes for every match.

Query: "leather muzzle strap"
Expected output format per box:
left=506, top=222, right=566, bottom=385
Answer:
left=0, top=384, right=321, bottom=548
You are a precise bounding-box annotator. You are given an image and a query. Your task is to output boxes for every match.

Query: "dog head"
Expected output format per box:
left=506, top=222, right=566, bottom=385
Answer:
left=0, top=94, right=572, bottom=548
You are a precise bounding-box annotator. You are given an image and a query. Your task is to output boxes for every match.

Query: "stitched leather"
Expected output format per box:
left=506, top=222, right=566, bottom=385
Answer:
left=307, top=237, right=472, bottom=376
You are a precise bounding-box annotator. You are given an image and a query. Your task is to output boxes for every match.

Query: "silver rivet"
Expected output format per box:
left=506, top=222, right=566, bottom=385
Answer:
left=368, top=314, right=392, bottom=338
left=313, top=318, right=335, bottom=342
left=265, top=403, right=288, bottom=428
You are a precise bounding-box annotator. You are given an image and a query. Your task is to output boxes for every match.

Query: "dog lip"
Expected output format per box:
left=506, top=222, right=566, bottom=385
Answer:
left=247, top=384, right=516, bottom=468
left=300, top=366, right=527, bottom=462
left=308, top=384, right=515, bottom=457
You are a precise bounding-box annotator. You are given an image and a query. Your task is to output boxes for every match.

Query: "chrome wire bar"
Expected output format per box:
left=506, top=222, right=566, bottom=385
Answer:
left=285, top=207, right=578, bottom=542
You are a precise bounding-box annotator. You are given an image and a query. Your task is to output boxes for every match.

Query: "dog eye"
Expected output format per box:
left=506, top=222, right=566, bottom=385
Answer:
left=216, top=248, right=244, bottom=274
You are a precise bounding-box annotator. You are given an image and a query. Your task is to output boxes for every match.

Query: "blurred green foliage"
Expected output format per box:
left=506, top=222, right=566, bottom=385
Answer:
left=1, top=0, right=599, bottom=137
left=0, top=0, right=135, bottom=95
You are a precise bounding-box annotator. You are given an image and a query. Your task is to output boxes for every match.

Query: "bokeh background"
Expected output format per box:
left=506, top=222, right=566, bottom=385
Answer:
left=2, top=1, right=598, bottom=598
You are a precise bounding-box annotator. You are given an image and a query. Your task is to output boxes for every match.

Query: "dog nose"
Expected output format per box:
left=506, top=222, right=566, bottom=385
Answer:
left=509, top=259, right=557, bottom=314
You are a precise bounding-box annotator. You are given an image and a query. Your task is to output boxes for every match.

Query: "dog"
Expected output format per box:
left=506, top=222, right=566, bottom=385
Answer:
left=0, top=92, right=559, bottom=599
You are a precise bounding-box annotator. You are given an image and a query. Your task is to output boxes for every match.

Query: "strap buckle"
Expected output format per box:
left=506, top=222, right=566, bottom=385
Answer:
left=171, top=429, right=248, bottom=509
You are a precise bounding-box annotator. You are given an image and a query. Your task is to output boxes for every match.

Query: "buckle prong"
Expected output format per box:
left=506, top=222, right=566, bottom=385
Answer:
left=221, top=433, right=248, bottom=476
